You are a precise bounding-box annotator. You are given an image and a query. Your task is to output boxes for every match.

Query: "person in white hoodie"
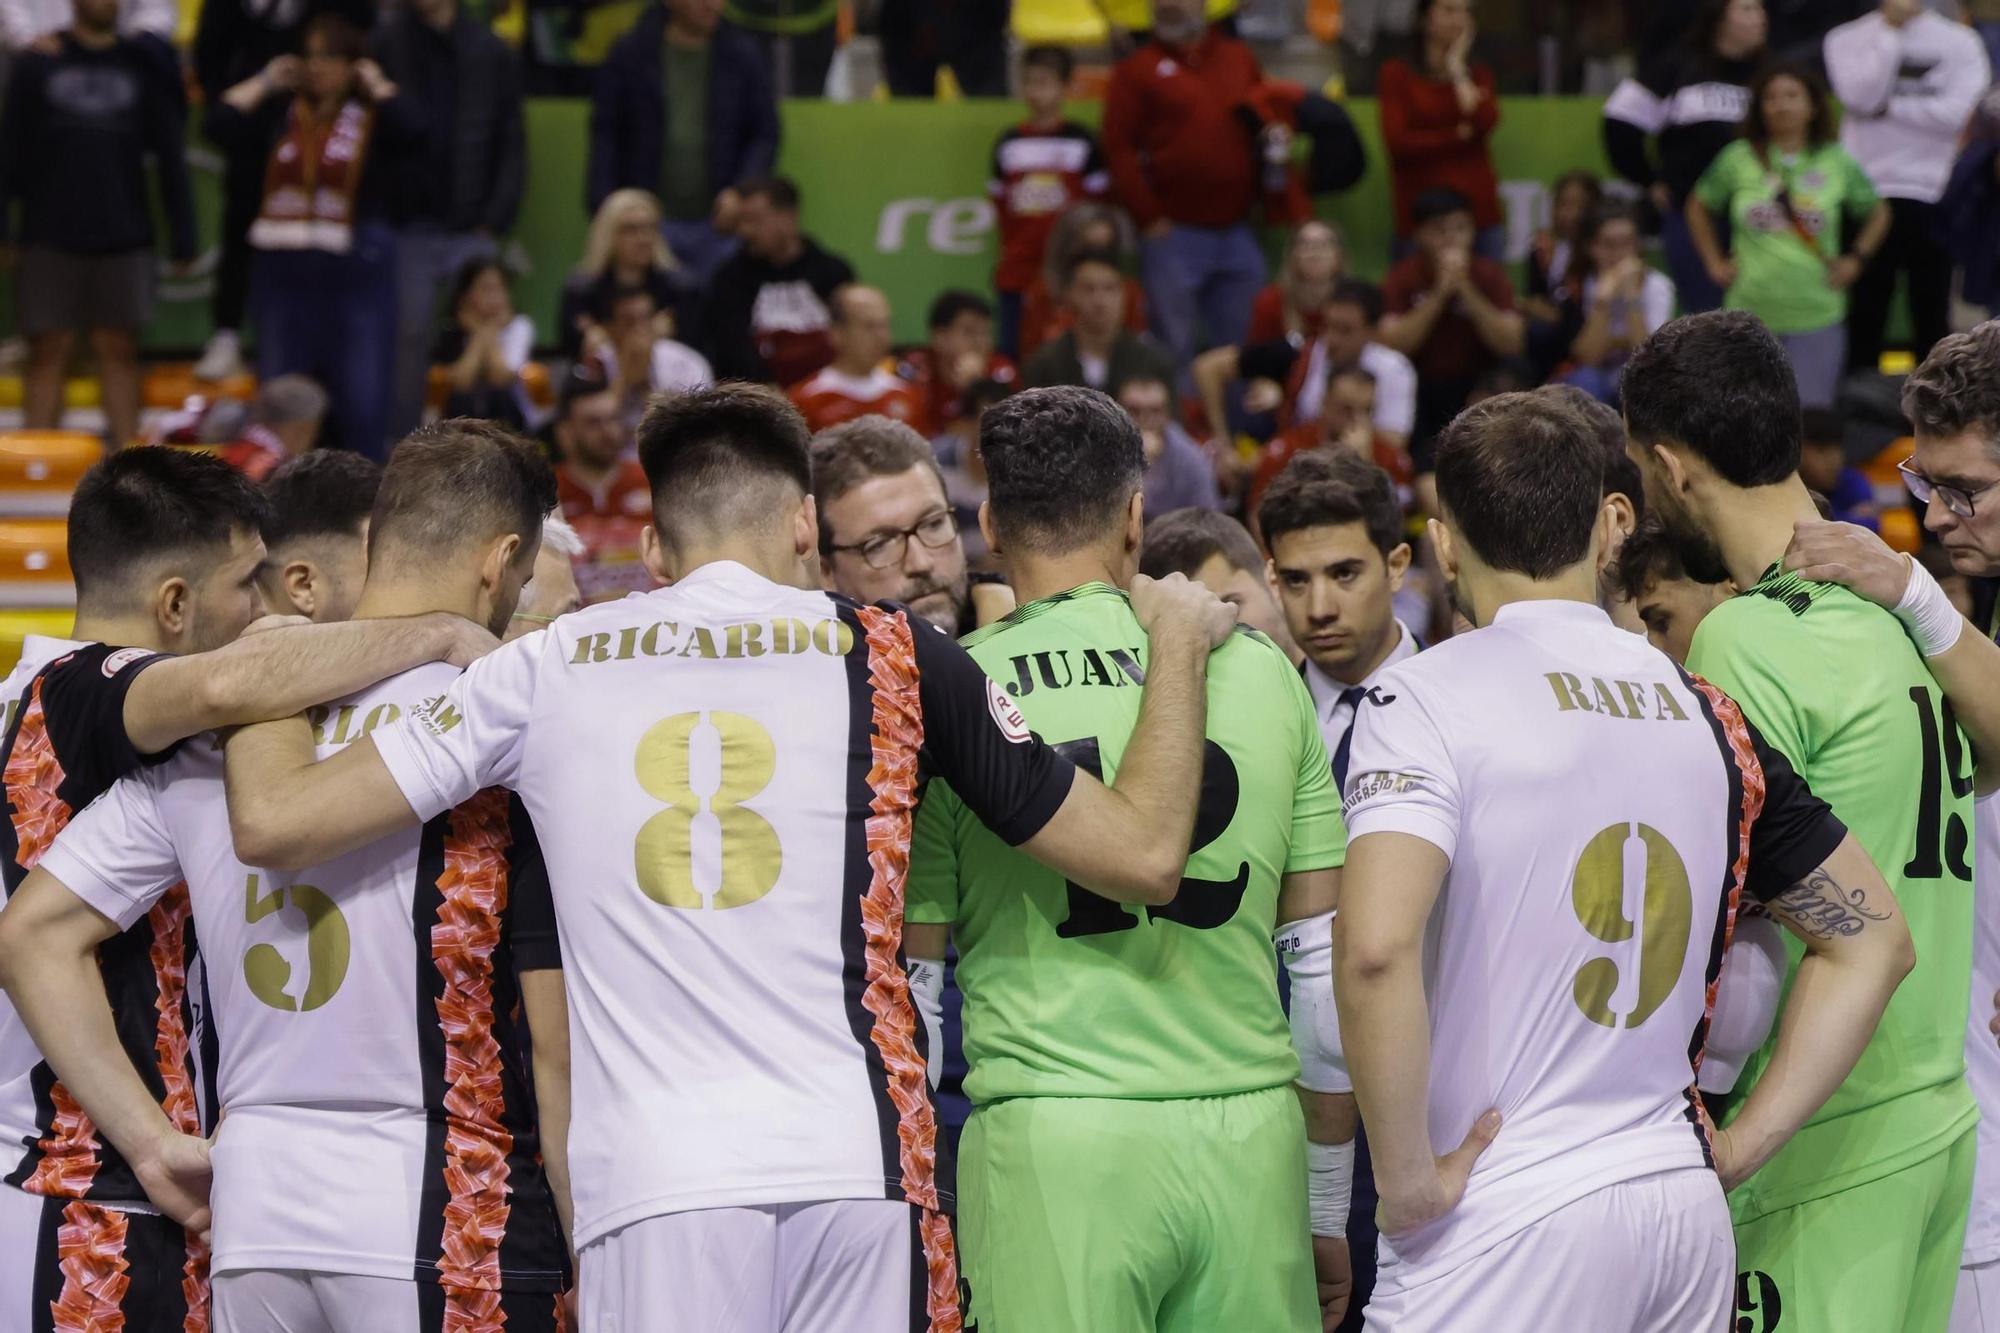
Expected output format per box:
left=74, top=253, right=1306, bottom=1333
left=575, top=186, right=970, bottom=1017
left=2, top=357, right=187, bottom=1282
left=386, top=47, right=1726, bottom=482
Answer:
left=1826, top=0, right=1990, bottom=375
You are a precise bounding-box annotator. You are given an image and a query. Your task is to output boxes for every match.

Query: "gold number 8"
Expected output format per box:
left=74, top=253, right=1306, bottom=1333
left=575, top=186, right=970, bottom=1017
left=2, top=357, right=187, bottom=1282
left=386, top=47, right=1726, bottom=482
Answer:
left=634, top=711, right=784, bottom=910
left=1569, top=822, right=1693, bottom=1029
left=242, top=874, right=351, bottom=1012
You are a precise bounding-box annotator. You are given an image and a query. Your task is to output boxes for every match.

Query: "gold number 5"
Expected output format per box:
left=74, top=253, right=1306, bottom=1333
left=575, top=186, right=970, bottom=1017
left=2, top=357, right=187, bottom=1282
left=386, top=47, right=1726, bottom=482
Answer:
left=634, top=711, right=784, bottom=910
left=1569, top=823, right=1693, bottom=1029
left=242, top=874, right=351, bottom=1012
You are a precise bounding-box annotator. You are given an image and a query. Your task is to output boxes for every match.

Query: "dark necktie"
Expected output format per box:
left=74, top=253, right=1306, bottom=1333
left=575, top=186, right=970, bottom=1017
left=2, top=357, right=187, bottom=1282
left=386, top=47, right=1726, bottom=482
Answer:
left=1331, top=686, right=1368, bottom=792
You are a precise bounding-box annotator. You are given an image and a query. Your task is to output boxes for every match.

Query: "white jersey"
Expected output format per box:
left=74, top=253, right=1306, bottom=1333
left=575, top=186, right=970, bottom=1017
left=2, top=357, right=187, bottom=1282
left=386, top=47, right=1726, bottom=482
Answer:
left=370, top=561, right=1076, bottom=1250
left=1968, top=793, right=2000, bottom=1267
left=39, top=662, right=569, bottom=1296
left=1342, top=601, right=1846, bottom=1277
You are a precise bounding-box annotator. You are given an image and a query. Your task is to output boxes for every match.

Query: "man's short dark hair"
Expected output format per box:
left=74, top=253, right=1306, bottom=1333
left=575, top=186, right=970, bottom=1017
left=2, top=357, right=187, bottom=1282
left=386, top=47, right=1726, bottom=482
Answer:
left=1536, top=383, right=1643, bottom=519
left=979, top=386, right=1143, bottom=554
left=928, top=290, right=992, bottom=332
left=1624, top=311, right=1801, bottom=487
left=69, top=447, right=268, bottom=607
left=638, top=383, right=813, bottom=548
left=371, top=419, right=555, bottom=564
left=737, top=175, right=800, bottom=211
left=595, top=283, right=659, bottom=322
left=1140, top=509, right=1266, bottom=581
left=1326, top=278, right=1383, bottom=326
left=1021, top=44, right=1073, bottom=82
left=1902, top=321, right=2000, bottom=447
left=1257, top=450, right=1403, bottom=557
left=810, top=416, right=947, bottom=554
left=1063, top=247, right=1123, bottom=290
left=1611, top=515, right=1725, bottom=604
left=260, top=450, right=383, bottom=552
left=558, top=367, right=618, bottom=418
left=1411, top=188, right=1472, bottom=230
left=1435, top=390, right=1604, bottom=579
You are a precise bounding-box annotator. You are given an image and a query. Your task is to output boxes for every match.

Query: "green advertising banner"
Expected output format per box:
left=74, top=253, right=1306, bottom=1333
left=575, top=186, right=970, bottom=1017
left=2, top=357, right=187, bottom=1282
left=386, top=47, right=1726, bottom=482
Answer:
left=84, top=95, right=1614, bottom=354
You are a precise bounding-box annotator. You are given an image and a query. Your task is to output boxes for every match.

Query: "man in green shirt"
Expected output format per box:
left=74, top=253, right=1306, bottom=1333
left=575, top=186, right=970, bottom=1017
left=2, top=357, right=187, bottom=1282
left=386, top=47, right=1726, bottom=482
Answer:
left=1624, top=310, right=1977, bottom=1333
left=905, top=385, right=1351, bottom=1331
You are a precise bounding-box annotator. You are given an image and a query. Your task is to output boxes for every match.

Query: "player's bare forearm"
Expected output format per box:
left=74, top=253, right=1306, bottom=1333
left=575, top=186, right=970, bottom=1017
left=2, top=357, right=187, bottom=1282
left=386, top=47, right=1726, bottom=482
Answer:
left=1277, top=866, right=1339, bottom=923
left=126, top=613, right=496, bottom=756
left=1298, top=1086, right=1359, bottom=1146
left=1722, top=839, right=1915, bottom=1189
left=520, top=970, right=575, bottom=1246
left=224, top=721, right=420, bottom=870
left=904, top=922, right=949, bottom=960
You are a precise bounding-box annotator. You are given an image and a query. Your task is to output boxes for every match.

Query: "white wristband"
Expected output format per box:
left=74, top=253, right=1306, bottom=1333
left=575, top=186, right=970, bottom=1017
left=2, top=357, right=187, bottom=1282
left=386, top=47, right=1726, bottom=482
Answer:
left=907, top=957, right=945, bottom=1091
left=1892, top=553, right=1964, bottom=658
left=1307, top=1139, right=1355, bottom=1239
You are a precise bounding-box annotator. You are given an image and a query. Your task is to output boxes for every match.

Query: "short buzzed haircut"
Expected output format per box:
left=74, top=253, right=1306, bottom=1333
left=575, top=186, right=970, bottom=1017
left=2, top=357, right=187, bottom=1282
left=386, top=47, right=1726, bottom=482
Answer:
left=1257, top=450, right=1403, bottom=556
left=638, top=383, right=813, bottom=550
left=370, top=419, right=555, bottom=565
left=1902, top=321, right=2000, bottom=447
left=810, top=416, right=946, bottom=555
left=260, top=450, right=383, bottom=551
left=1326, top=278, right=1383, bottom=325
left=1140, top=509, right=1266, bottom=581
left=738, top=175, right=800, bottom=211
left=1624, top=311, right=1801, bottom=488
left=980, top=386, right=1143, bottom=554
left=1611, top=515, right=1724, bottom=605
left=1435, top=390, right=1604, bottom=579
left=68, top=447, right=267, bottom=608
left=1535, top=383, right=1643, bottom=520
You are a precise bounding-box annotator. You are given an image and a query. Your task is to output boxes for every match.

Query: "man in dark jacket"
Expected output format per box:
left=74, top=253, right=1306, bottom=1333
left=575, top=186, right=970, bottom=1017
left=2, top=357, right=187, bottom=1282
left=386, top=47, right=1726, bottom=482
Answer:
left=372, top=0, right=527, bottom=435
left=588, top=0, right=780, bottom=282
left=704, top=175, right=853, bottom=385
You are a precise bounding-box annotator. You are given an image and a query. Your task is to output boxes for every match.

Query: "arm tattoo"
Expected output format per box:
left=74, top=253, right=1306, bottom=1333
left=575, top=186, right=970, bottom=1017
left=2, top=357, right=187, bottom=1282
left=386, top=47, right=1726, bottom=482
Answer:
left=1768, top=867, right=1891, bottom=940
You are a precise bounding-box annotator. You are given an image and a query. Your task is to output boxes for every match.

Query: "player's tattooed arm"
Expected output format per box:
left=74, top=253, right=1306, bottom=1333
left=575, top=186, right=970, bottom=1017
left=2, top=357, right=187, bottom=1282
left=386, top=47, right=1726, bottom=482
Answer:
left=1764, top=865, right=1893, bottom=940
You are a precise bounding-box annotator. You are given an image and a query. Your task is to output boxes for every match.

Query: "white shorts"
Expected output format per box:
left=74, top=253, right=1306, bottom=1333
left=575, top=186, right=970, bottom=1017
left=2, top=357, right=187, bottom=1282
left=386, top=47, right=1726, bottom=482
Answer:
left=0, top=1181, right=200, bottom=1333
left=578, top=1199, right=961, bottom=1333
left=1955, top=1259, right=2000, bottom=1333
left=1364, top=1169, right=1734, bottom=1332
left=213, top=1269, right=563, bottom=1333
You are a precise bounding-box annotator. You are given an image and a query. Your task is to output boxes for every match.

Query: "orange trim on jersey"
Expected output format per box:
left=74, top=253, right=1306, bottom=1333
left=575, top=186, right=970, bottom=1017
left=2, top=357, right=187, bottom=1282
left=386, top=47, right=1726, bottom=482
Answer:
left=148, top=886, right=202, bottom=1136
left=6, top=677, right=72, bottom=872
left=48, top=1200, right=130, bottom=1331
left=26, top=1083, right=101, bottom=1199
left=854, top=606, right=963, bottom=1333
left=433, top=789, right=516, bottom=1323
left=182, top=1233, right=211, bottom=1333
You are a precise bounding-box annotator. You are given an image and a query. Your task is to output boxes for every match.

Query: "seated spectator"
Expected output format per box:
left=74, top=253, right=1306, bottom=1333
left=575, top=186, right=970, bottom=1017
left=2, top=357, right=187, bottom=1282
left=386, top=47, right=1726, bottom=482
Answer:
left=552, top=372, right=654, bottom=601
left=217, top=374, right=328, bottom=481
left=1116, top=373, right=1222, bottom=517
left=430, top=258, right=536, bottom=429
left=1379, top=187, right=1524, bottom=471
left=584, top=284, right=713, bottom=431
left=1525, top=170, right=1601, bottom=326
left=1024, top=249, right=1176, bottom=397
left=504, top=512, right=586, bottom=642
left=1249, top=366, right=1416, bottom=525
left=789, top=286, right=923, bottom=432
left=989, top=45, right=1109, bottom=359
left=897, top=290, right=1018, bottom=437
left=1248, top=220, right=1345, bottom=345
left=1017, top=201, right=1146, bottom=364
left=705, top=175, right=855, bottom=385
left=1136, top=507, right=1298, bottom=658
left=1798, top=406, right=1878, bottom=529
left=207, top=15, right=421, bottom=459
left=930, top=376, right=1013, bottom=567
left=1609, top=515, right=1736, bottom=666
left=558, top=189, right=690, bottom=362
left=1378, top=0, right=1503, bottom=261
left=1554, top=203, right=1676, bottom=404
left=0, top=0, right=192, bottom=450
left=255, top=448, right=382, bottom=623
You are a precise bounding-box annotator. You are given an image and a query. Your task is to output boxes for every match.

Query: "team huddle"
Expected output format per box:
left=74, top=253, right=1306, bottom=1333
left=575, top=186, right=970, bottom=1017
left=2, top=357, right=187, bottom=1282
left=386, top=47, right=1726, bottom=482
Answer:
left=0, top=308, right=1988, bottom=1333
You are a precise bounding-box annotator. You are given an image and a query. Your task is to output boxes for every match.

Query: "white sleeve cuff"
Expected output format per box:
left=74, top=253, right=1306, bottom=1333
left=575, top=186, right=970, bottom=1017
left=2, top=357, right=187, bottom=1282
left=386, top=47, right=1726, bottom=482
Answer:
left=1343, top=806, right=1459, bottom=865
left=33, top=843, right=164, bottom=933
left=370, top=720, right=464, bottom=825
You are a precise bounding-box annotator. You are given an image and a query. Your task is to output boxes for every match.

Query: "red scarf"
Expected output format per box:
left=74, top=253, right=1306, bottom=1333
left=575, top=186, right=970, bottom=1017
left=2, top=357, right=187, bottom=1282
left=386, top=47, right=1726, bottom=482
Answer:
left=249, top=97, right=375, bottom=254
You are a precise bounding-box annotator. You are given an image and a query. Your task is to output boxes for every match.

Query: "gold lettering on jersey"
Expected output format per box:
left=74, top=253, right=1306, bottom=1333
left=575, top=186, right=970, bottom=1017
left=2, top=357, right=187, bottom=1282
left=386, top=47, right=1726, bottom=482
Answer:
left=1568, top=823, right=1693, bottom=1030
left=1652, top=685, right=1688, bottom=722
left=242, top=873, right=352, bottom=1012
left=1545, top=673, right=1691, bottom=723
left=679, top=628, right=720, bottom=659
left=307, top=701, right=404, bottom=750
left=573, top=618, right=854, bottom=665
left=634, top=711, right=784, bottom=910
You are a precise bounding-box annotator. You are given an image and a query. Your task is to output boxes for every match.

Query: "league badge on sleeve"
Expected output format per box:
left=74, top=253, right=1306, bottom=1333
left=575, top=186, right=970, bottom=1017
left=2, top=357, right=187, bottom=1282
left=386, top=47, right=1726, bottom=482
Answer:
left=986, top=677, right=1031, bottom=744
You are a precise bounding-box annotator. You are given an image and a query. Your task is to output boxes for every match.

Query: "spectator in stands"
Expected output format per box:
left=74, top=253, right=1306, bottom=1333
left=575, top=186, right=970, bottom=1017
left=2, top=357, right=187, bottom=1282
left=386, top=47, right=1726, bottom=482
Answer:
left=1102, top=0, right=1266, bottom=370
left=0, top=0, right=191, bottom=450
left=989, top=45, right=1109, bottom=359
left=1604, top=0, right=1767, bottom=313
left=430, top=258, right=536, bottom=429
left=1609, top=515, right=1735, bottom=665
left=1524, top=169, right=1600, bottom=371
left=898, top=290, right=1018, bottom=437
left=1018, top=201, right=1145, bottom=364
left=588, top=0, right=779, bottom=282
left=1248, top=220, right=1346, bottom=345
left=372, top=0, right=526, bottom=437
left=582, top=283, right=712, bottom=430
left=1377, top=0, right=1503, bottom=261
left=208, top=15, right=421, bottom=459
left=1826, top=0, right=1990, bottom=376
left=1137, top=507, right=1298, bottom=659
left=1116, top=373, right=1223, bottom=516
left=552, top=371, right=653, bottom=601
left=255, top=447, right=383, bottom=623
left=879, top=0, right=1008, bottom=97
left=1, top=0, right=169, bottom=48
left=1379, top=188, right=1523, bottom=470
left=1024, top=249, right=1177, bottom=397
left=705, top=175, right=855, bottom=385
left=1687, top=63, right=1890, bottom=408
left=1798, top=406, right=1878, bottom=528
left=1554, top=202, right=1675, bottom=404
left=789, top=285, right=923, bottom=431
left=217, top=374, right=328, bottom=481
left=1250, top=366, right=1416, bottom=524
left=505, top=513, right=585, bottom=642
left=558, top=190, right=692, bottom=362
left=930, top=375, right=1012, bottom=566
left=812, top=415, right=976, bottom=635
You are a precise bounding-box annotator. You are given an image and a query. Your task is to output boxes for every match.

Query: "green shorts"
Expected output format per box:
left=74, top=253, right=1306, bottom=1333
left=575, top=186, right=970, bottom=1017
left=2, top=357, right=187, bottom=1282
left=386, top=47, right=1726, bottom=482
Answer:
left=1732, top=1127, right=1975, bottom=1333
left=957, top=1084, right=1316, bottom=1333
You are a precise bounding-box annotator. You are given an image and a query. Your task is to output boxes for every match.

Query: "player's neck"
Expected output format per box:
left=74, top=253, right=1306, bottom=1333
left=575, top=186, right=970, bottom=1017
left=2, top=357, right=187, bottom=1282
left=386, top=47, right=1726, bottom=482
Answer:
left=351, top=578, right=479, bottom=627
left=677, top=541, right=814, bottom=591
left=1462, top=567, right=1600, bottom=627
left=69, top=610, right=169, bottom=654
left=1004, top=549, right=1126, bottom=606
left=1706, top=478, right=1821, bottom=590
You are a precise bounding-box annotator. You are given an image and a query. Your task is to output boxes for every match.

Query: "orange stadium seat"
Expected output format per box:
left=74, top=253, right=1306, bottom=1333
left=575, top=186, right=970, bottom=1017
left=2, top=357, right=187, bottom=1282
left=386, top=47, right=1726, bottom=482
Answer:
left=0, top=431, right=100, bottom=517
left=144, top=365, right=256, bottom=409
left=0, top=520, right=74, bottom=608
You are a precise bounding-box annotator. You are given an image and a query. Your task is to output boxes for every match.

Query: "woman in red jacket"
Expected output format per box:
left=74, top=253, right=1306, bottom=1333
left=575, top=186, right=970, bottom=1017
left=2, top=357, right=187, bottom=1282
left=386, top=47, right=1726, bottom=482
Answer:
left=1378, top=0, right=1503, bottom=262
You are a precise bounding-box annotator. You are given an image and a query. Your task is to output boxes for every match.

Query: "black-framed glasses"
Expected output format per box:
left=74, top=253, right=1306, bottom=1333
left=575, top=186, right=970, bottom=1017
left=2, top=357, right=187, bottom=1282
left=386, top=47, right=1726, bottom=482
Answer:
left=1898, top=460, right=2000, bottom=519
left=830, top=510, right=958, bottom=570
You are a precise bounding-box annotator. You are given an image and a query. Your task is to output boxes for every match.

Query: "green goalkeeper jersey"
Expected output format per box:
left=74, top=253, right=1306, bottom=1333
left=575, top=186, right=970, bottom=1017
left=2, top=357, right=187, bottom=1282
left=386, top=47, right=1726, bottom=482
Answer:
left=1687, top=566, right=1978, bottom=1222
left=907, top=583, right=1345, bottom=1104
